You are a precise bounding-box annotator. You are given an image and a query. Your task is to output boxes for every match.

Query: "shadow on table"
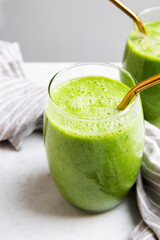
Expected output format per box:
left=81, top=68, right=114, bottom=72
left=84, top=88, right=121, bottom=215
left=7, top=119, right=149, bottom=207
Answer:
left=16, top=171, right=96, bottom=219
left=15, top=170, right=141, bottom=223
left=0, top=140, right=15, bottom=151
left=127, top=185, right=141, bottom=225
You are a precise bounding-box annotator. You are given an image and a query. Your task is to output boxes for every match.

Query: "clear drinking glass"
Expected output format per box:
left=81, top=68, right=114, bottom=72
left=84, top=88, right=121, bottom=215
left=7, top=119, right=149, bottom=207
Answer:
left=43, top=63, right=144, bottom=212
left=123, top=7, right=160, bottom=127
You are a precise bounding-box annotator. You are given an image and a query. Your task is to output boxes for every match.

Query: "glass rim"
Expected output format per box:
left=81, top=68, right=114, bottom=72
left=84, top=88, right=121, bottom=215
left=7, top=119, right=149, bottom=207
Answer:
left=134, top=6, right=160, bottom=43
left=48, top=62, right=138, bottom=121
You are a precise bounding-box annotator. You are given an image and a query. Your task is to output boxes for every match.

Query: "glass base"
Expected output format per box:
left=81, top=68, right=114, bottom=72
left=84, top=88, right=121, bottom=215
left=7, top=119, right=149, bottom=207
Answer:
left=68, top=199, right=123, bottom=213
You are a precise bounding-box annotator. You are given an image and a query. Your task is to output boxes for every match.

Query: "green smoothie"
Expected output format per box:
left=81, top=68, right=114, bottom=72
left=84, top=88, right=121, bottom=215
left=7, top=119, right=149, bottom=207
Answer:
left=123, top=21, right=160, bottom=127
left=44, top=76, right=144, bottom=212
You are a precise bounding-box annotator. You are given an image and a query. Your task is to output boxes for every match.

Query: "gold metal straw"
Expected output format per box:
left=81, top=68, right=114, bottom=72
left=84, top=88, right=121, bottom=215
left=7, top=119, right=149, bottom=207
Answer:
left=117, top=73, right=160, bottom=110
left=109, top=0, right=147, bottom=35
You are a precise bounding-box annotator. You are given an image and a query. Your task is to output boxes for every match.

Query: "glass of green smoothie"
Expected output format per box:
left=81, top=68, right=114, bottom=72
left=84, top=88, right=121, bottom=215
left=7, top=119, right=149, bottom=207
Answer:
left=123, top=7, right=160, bottom=127
left=44, top=63, right=144, bottom=212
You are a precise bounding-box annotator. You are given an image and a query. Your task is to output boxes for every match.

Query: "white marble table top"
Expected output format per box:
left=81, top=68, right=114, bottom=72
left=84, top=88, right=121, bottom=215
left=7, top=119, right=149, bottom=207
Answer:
left=0, top=62, right=141, bottom=240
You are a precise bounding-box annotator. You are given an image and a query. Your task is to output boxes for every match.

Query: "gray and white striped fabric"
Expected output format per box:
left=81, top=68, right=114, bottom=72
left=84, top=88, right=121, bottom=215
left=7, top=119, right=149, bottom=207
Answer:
left=130, top=121, right=160, bottom=240
left=0, top=40, right=160, bottom=239
left=0, top=40, right=46, bottom=150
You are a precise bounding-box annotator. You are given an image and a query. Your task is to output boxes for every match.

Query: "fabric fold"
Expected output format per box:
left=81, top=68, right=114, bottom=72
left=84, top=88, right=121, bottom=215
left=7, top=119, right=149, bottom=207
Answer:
left=0, top=41, right=46, bottom=150
left=130, top=122, right=160, bottom=240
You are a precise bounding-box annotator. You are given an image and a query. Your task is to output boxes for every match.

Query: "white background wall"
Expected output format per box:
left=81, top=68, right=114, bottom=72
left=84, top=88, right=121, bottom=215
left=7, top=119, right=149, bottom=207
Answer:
left=0, top=0, right=159, bottom=62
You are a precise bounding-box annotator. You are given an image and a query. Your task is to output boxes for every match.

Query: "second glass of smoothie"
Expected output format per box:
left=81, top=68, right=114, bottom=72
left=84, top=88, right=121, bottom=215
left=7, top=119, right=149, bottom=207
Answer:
left=123, top=7, right=160, bottom=128
left=44, top=63, right=144, bottom=212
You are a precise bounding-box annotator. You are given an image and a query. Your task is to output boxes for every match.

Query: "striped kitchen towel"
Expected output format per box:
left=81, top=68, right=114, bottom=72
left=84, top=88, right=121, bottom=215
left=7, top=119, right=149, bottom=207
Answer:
left=129, top=121, right=160, bottom=240
left=0, top=40, right=46, bottom=150
left=0, top=40, right=160, bottom=240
